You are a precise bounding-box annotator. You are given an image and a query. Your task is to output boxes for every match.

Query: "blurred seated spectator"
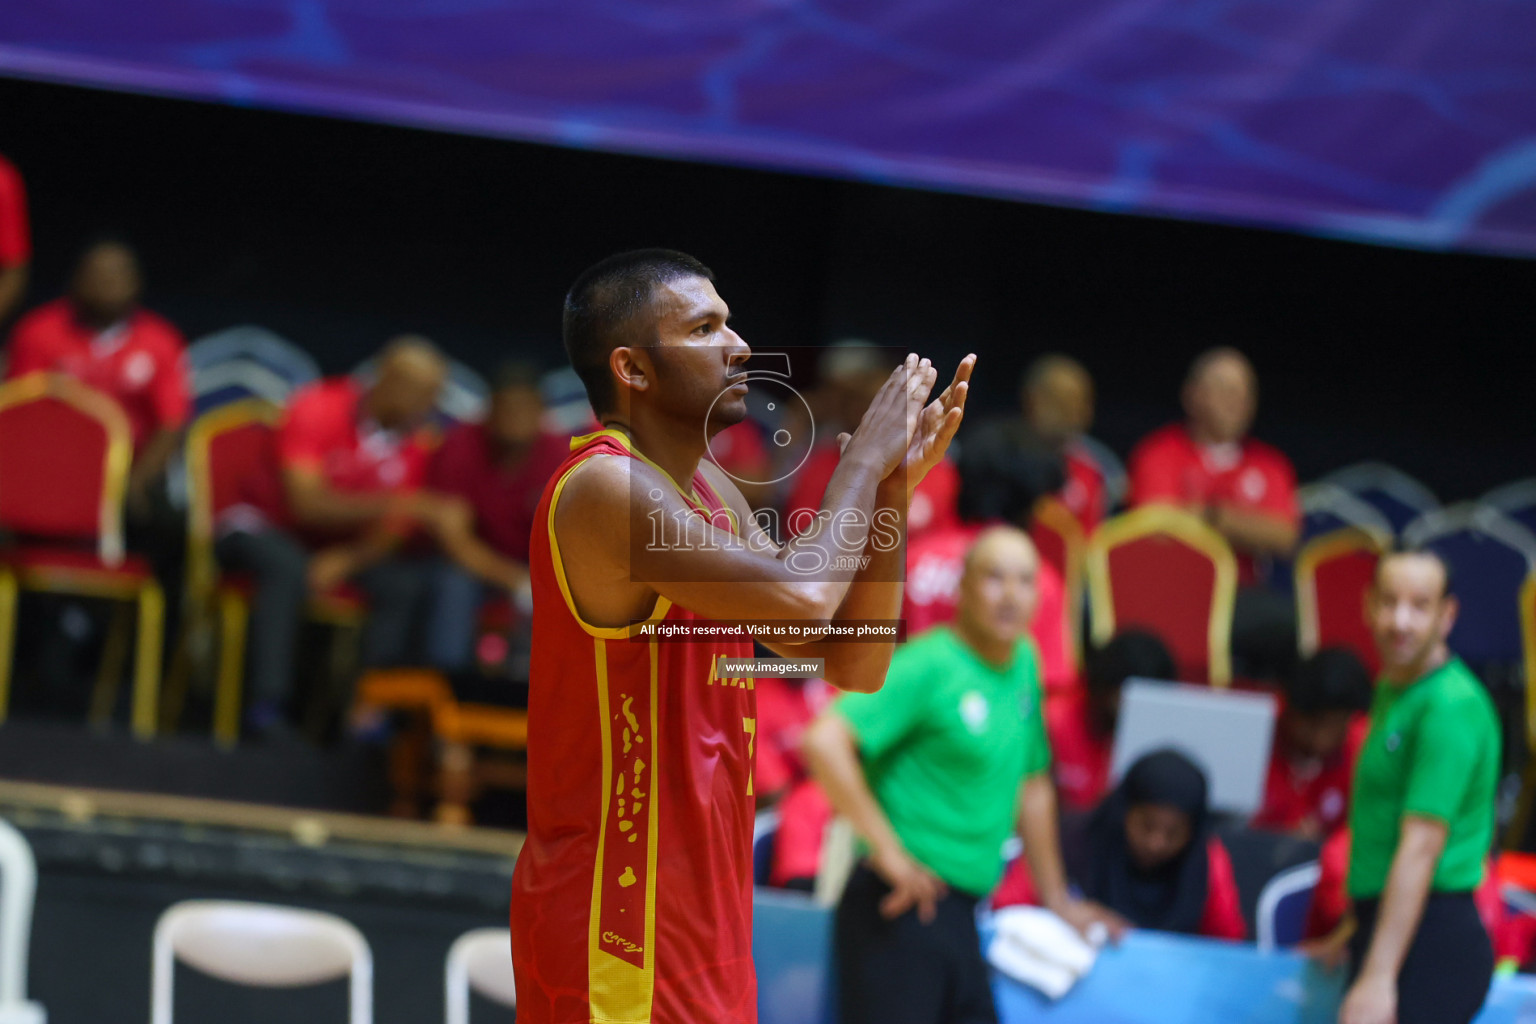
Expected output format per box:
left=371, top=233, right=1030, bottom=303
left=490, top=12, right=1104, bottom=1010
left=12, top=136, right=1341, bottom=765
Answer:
left=1128, top=347, right=1300, bottom=681
left=995, top=748, right=1246, bottom=940
left=0, top=152, right=29, bottom=326
left=5, top=239, right=190, bottom=519
left=1251, top=647, right=1371, bottom=839
left=1049, top=630, right=1176, bottom=813
left=422, top=362, right=566, bottom=673
left=784, top=342, right=959, bottom=542
left=215, top=336, right=462, bottom=739
left=966, top=354, right=1112, bottom=534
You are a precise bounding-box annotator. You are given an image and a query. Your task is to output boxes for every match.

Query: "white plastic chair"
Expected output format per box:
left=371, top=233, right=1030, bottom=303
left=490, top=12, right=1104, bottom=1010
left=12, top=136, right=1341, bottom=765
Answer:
left=151, top=900, right=372, bottom=1024
left=444, top=928, right=514, bottom=1024
left=0, top=818, right=45, bottom=1024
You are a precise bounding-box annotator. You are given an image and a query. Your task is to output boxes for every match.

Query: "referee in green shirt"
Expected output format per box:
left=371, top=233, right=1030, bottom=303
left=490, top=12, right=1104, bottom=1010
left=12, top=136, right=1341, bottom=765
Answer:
left=1340, top=549, right=1499, bottom=1024
left=803, top=526, right=1126, bottom=1024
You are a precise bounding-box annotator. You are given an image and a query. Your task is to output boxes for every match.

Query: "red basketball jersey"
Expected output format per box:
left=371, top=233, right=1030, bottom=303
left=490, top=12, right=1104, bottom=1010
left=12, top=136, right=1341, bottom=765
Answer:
left=512, top=429, right=758, bottom=1024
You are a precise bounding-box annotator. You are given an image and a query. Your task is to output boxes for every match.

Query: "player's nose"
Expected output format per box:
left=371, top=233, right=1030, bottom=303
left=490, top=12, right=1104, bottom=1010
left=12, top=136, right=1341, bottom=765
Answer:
left=725, top=342, right=752, bottom=369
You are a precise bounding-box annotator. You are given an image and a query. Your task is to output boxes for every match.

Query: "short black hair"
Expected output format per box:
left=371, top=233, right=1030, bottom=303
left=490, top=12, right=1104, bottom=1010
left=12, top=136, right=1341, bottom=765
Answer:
left=1087, top=629, right=1177, bottom=696
left=1287, top=647, right=1371, bottom=714
left=1377, top=546, right=1455, bottom=599
left=561, top=249, right=714, bottom=415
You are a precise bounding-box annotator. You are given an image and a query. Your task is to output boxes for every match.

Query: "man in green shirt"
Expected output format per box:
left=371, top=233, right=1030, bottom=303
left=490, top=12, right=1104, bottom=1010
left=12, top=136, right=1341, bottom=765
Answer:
left=803, top=526, right=1125, bottom=1024
left=1340, top=550, right=1499, bottom=1024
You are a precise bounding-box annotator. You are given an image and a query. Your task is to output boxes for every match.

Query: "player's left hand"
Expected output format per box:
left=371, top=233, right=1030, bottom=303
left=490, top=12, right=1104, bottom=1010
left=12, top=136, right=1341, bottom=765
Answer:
left=898, top=353, right=973, bottom=493
left=1339, top=972, right=1396, bottom=1024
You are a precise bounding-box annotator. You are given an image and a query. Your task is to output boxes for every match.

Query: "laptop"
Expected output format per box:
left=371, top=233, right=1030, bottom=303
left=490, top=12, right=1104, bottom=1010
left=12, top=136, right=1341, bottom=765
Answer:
left=1110, top=680, right=1278, bottom=818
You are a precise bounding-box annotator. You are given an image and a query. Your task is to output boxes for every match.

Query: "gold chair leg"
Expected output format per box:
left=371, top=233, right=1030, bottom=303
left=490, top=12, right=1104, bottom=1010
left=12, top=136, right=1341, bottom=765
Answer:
left=214, top=591, right=248, bottom=748
left=131, top=581, right=165, bottom=741
left=90, top=603, right=133, bottom=727
left=0, top=571, right=17, bottom=723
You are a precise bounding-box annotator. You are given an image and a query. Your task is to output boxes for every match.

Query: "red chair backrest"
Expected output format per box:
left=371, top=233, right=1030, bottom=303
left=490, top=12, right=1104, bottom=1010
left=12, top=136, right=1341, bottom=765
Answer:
left=185, top=400, right=285, bottom=597
left=0, top=377, right=127, bottom=545
left=1030, top=496, right=1086, bottom=669
left=207, top=419, right=284, bottom=521
left=1089, top=508, right=1236, bottom=685
left=1297, top=530, right=1383, bottom=675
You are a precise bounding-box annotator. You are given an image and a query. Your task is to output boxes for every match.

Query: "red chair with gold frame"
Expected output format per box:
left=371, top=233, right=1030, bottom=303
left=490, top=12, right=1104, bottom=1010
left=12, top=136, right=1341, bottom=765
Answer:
left=1030, top=495, right=1086, bottom=669
left=1086, top=506, right=1237, bottom=686
left=0, top=373, right=164, bottom=737
left=183, top=398, right=367, bottom=746
left=1294, top=526, right=1388, bottom=676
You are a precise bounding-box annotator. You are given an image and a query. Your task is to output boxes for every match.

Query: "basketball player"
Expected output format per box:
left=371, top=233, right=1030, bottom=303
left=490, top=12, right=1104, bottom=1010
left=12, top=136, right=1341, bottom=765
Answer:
left=510, top=249, right=973, bottom=1024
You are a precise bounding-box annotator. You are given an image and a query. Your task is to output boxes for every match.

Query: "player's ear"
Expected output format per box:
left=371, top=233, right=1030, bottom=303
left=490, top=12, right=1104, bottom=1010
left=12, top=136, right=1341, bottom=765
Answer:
left=611, top=346, right=651, bottom=397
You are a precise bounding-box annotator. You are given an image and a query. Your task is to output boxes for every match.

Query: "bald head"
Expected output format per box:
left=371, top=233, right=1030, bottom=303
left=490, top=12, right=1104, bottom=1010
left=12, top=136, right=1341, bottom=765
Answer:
left=369, top=335, right=447, bottom=430
left=1022, top=354, right=1094, bottom=443
left=71, top=240, right=142, bottom=328
left=1182, top=346, right=1256, bottom=444
left=957, top=526, right=1040, bottom=655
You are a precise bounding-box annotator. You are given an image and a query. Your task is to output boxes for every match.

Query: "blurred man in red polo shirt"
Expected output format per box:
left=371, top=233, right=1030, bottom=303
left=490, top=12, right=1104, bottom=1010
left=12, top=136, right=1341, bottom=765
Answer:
left=1128, top=347, right=1300, bottom=680
left=968, top=354, right=1117, bottom=535
left=422, top=362, right=567, bottom=672
left=6, top=240, right=190, bottom=513
left=215, top=337, right=463, bottom=739
left=0, top=153, right=30, bottom=326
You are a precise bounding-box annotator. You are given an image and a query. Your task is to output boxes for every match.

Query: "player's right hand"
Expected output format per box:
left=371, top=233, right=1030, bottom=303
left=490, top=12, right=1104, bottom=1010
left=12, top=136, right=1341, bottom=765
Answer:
left=871, top=843, right=948, bottom=924
left=841, top=353, right=938, bottom=480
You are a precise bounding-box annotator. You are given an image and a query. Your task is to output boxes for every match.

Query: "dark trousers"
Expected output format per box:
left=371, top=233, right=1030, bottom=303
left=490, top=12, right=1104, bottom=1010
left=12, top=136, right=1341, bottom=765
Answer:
left=215, top=529, right=436, bottom=710
left=835, top=863, right=997, bottom=1024
left=1348, top=893, right=1494, bottom=1024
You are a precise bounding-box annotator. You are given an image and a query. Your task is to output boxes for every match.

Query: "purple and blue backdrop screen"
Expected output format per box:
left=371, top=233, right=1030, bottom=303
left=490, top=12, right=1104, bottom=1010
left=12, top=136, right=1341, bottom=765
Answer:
left=3, top=0, right=1535, bottom=255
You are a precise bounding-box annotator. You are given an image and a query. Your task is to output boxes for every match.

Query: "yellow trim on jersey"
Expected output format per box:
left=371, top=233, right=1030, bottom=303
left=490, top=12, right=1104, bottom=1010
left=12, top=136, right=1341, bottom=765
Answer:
left=572, top=427, right=741, bottom=534
left=547, top=454, right=672, bottom=640
left=586, top=636, right=664, bottom=1023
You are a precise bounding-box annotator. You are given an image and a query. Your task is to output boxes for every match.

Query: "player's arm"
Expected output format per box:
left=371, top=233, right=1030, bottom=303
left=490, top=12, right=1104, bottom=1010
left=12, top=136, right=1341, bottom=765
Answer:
left=558, top=357, right=935, bottom=631
left=713, top=355, right=973, bottom=692
left=801, top=712, right=947, bottom=922
left=0, top=263, right=27, bottom=326
left=1018, top=773, right=1129, bottom=942
left=1339, top=816, right=1445, bottom=1024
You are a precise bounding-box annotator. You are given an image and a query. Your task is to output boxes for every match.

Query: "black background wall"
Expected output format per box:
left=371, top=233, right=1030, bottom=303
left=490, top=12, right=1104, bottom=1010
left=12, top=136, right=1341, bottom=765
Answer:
left=2, top=75, right=1531, bottom=499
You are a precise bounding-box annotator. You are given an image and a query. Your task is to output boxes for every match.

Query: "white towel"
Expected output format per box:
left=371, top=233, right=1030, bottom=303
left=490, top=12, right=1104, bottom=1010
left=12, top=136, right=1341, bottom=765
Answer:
left=986, top=906, right=1101, bottom=1000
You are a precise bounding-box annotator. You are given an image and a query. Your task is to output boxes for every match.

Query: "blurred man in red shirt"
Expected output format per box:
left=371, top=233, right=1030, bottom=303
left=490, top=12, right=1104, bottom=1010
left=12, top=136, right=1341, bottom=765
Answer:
left=1128, top=347, right=1300, bottom=680
left=0, top=153, right=29, bottom=326
left=6, top=240, right=190, bottom=514
left=1048, top=629, right=1176, bottom=813
left=783, top=341, right=961, bottom=542
left=215, top=337, right=465, bottom=738
left=422, top=363, right=567, bottom=672
left=964, top=354, right=1117, bottom=536
left=1252, top=647, right=1371, bottom=838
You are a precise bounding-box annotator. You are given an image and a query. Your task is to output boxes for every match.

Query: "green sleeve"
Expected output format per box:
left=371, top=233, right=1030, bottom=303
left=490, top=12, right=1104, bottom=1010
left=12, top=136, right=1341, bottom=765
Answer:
left=833, top=645, right=932, bottom=762
left=1402, top=695, right=1482, bottom=824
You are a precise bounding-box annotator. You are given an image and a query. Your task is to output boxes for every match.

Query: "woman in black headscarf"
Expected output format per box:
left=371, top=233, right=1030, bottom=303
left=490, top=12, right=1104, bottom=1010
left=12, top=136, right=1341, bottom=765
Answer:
left=1066, top=748, right=1246, bottom=939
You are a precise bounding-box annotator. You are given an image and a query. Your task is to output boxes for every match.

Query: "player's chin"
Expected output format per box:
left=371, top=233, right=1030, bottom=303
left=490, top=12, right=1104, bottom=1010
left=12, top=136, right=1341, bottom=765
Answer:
left=707, top=396, right=750, bottom=431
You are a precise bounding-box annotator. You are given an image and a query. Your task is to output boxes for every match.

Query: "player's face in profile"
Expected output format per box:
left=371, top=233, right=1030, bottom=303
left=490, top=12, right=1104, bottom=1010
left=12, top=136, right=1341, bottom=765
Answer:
left=645, top=276, right=752, bottom=433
